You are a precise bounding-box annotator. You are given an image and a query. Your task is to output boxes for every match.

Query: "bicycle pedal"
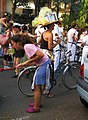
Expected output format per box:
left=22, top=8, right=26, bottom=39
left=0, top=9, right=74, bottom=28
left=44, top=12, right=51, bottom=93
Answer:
left=51, top=80, right=57, bottom=87
left=53, top=80, right=57, bottom=85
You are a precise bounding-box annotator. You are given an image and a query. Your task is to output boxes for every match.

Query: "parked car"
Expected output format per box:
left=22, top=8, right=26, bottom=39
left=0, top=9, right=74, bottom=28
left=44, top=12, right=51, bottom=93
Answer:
left=77, top=53, right=88, bottom=107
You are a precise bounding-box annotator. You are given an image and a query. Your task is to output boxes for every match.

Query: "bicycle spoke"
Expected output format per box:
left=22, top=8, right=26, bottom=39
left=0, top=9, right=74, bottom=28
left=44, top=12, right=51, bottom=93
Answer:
left=17, top=67, right=36, bottom=97
left=62, top=64, right=80, bottom=90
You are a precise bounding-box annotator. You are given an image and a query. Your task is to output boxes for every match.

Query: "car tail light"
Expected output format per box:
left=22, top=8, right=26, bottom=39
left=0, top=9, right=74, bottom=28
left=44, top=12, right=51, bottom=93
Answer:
left=80, top=64, right=84, bottom=78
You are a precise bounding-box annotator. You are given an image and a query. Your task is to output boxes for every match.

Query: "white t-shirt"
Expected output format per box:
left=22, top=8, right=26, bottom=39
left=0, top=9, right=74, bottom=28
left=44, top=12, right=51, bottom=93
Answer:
left=53, top=24, right=63, bottom=38
left=58, top=26, right=63, bottom=38
left=83, top=35, right=88, bottom=48
left=52, top=24, right=60, bottom=50
left=67, top=28, right=77, bottom=42
left=52, top=24, right=59, bottom=40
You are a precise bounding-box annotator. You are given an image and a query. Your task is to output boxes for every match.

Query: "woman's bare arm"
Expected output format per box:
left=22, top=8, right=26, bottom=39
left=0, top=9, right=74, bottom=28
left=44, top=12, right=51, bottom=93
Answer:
left=1, top=18, right=7, bottom=27
left=48, top=32, right=61, bottom=50
left=16, top=50, right=44, bottom=67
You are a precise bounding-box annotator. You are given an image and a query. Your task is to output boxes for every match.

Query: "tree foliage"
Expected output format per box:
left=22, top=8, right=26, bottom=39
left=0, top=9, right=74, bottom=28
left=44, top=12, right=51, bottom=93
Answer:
left=76, top=0, right=88, bottom=27
left=53, top=0, right=81, bottom=29
left=10, top=0, right=88, bottom=28
left=34, top=0, right=51, bottom=17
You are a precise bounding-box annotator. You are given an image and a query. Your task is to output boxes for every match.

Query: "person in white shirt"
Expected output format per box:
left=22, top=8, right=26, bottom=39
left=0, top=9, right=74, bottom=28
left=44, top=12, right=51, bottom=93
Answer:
left=57, top=22, right=65, bottom=46
left=57, top=22, right=66, bottom=62
left=67, top=22, right=78, bottom=62
left=81, top=30, right=88, bottom=65
left=52, top=23, right=61, bottom=71
left=35, top=24, right=45, bottom=44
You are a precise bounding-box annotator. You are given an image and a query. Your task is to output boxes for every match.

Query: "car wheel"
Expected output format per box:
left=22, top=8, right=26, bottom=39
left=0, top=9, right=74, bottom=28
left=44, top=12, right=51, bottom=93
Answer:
left=80, top=97, right=88, bottom=108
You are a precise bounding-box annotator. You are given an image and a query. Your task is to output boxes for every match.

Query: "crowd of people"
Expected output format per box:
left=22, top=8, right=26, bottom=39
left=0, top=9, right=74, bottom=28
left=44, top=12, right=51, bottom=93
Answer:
left=0, top=13, right=88, bottom=113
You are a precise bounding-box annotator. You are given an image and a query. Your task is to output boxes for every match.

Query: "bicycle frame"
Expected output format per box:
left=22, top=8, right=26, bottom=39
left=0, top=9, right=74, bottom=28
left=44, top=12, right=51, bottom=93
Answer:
left=54, top=61, right=68, bottom=81
left=53, top=46, right=71, bottom=81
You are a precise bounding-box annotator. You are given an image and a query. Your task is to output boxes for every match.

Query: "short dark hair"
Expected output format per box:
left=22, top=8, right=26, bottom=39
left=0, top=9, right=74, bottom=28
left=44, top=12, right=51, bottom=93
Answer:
left=22, top=25, right=28, bottom=33
left=11, top=34, right=35, bottom=46
left=12, top=25, right=21, bottom=31
left=71, top=22, right=77, bottom=28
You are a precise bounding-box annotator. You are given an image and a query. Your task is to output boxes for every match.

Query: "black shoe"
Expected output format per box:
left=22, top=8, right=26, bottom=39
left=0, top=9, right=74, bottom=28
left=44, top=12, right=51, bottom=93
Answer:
left=12, top=75, right=18, bottom=78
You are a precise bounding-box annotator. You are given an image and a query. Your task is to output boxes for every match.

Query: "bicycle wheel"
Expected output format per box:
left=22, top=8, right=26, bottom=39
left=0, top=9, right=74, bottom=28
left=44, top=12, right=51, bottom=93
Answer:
left=17, top=66, right=36, bottom=97
left=62, top=63, right=80, bottom=90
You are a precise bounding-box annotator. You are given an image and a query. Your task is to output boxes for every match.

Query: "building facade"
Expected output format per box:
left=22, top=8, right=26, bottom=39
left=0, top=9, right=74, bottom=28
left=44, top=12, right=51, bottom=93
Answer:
left=0, top=0, right=6, bottom=17
left=0, top=0, right=34, bottom=18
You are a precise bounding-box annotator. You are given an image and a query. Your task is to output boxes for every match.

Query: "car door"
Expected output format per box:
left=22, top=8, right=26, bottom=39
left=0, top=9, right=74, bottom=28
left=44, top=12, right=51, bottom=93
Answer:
left=84, top=54, right=88, bottom=83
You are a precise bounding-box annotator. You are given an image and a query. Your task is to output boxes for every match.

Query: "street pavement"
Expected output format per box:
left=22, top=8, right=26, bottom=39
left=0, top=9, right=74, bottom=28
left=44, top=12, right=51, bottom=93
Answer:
left=0, top=58, right=88, bottom=120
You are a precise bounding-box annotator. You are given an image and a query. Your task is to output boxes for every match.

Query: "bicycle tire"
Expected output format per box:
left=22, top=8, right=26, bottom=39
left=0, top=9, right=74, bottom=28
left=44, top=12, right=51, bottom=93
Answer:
left=62, top=63, right=80, bottom=90
left=17, top=66, right=36, bottom=97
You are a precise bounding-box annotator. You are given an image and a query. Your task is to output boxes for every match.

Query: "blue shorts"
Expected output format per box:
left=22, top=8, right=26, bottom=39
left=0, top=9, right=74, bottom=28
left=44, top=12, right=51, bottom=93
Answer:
left=34, top=60, right=50, bottom=86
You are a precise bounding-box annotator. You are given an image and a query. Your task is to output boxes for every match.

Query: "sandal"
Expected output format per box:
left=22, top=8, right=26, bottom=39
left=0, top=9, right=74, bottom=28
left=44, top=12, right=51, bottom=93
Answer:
left=29, top=103, right=42, bottom=108
left=26, top=107, right=40, bottom=113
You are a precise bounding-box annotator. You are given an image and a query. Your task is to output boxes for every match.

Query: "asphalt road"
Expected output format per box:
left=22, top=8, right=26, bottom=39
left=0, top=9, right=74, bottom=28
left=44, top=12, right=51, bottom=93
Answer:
left=0, top=58, right=88, bottom=120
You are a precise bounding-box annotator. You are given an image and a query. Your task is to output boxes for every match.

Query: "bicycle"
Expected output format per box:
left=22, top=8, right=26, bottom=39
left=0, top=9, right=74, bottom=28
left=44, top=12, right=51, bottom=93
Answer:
left=62, top=43, right=83, bottom=89
left=17, top=46, right=81, bottom=97
left=54, top=48, right=80, bottom=90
